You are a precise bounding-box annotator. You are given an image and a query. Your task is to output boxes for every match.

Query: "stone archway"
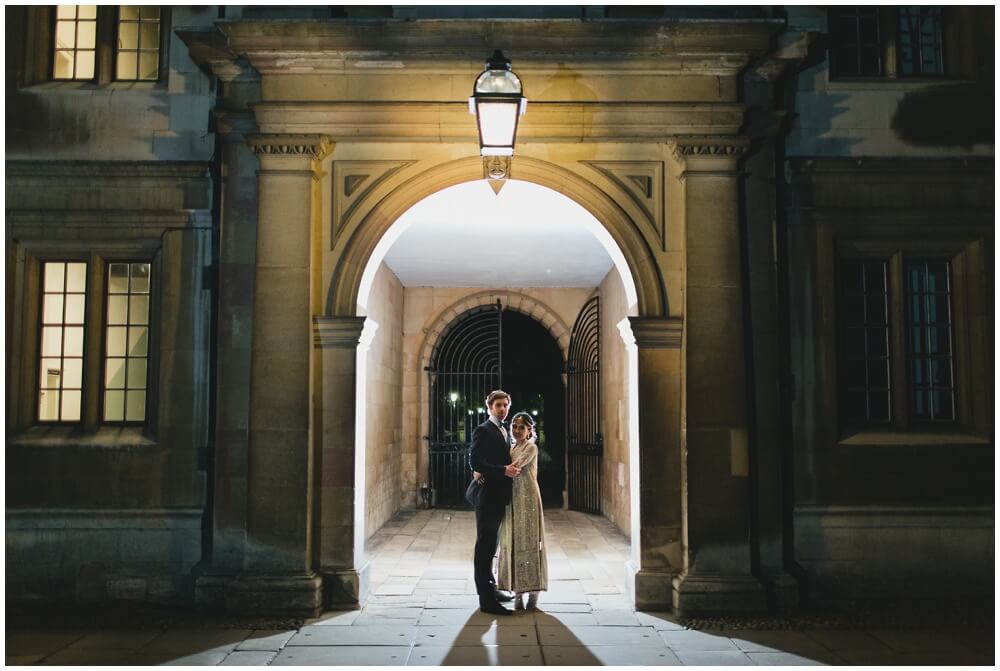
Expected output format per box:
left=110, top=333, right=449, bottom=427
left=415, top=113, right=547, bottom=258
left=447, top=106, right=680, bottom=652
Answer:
left=313, top=158, right=686, bottom=613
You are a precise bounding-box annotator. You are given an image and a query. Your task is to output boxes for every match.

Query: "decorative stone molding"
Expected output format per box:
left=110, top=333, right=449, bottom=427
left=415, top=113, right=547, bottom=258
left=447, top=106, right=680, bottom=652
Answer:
left=247, top=134, right=332, bottom=160
left=584, top=161, right=665, bottom=251
left=332, top=160, right=415, bottom=241
left=628, top=317, right=683, bottom=349
left=313, top=316, right=368, bottom=349
left=670, top=135, right=749, bottom=161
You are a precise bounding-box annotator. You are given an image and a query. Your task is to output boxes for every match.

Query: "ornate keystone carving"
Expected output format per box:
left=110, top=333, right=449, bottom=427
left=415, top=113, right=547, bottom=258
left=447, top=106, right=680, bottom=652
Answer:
left=248, top=134, right=333, bottom=160
left=628, top=317, right=683, bottom=349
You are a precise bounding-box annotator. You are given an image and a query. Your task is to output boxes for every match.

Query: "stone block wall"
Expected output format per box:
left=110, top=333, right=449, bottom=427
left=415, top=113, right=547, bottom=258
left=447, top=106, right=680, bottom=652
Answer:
left=599, top=270, right=632, bottom=538
left=364, top=263, right=405, bottom=538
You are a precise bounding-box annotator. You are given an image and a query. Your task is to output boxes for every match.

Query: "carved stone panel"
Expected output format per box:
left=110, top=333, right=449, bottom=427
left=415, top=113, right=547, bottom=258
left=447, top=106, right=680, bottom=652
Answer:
left=584, top=161, right=665, bottom=251
left=331, top=160, right=415, bottom=244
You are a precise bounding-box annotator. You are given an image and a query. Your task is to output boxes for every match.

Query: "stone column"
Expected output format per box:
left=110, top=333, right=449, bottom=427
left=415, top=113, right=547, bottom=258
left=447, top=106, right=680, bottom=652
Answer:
left=670, top=135, right=767, bottom=614
left=237, top=133, right=330, bottom=614
left=623, top=317, right=685, bottom=610
left=313, top=315, right=377, bottom=605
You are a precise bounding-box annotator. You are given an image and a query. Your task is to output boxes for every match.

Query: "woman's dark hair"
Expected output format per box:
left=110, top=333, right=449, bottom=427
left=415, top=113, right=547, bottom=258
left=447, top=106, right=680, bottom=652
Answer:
left=510, top=411, right=537, bottom=440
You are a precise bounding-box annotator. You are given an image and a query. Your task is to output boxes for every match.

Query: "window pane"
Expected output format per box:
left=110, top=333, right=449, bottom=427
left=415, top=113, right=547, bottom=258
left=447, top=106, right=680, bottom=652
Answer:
left=129, top=295, right=149, bottom=325
left=108, top=295, right=128, bottom=325
left=107, top=326, right=127, bottom=357
left=66, top=263, right=87, bottom=292
left=140, top=5, right=160, bottom=19
left=866, top=328, right=888, bottom=357
left=43, top=295, right=65, bottom=324
left=120, top=5, right=140, bottom=20
left=75, top=50, right=95, bottom=79
left=61, top=390, right=82, bottom=421
left=931, top=390, right=954, bottom=420
left=128, top=327, right=148, bottom=357
left=56, top=5, right=77, bottom=19
left=119, top=21, right=139, bottom=50
left=140, top=22, right=159, bottom=50
left=868, top=391, right=890, bottom=422
left=911, top=359, right=925, bottom=386
left=865, top=295, right=886, bottom=325
left=869, top=359, right=889, bottom=389
left=117, top=52, right=138, bottom=80
left=864, top=262, right=886, bottom=292
left=77, top=20, right=96, bottom=49
left=127, top=358, right=147, bottom=389
left=842, top=359, right=867, bottom=389
left=106, top=357, right=126, bottom=389
left=130, top=263, right=150, bottom=293
left=63, top=326, right=84, bottom=357
left=104, top=390, right=125, bottom=422
left=929, top=358, right=952, bottom=387
left=77, top=5, right=97, bottom=20
left=55, top=21, right=77, bottom=49
left=928, top=326, right=951, bottom=355
left=44, top=262, right=65, bottom=292
left=54, top=51, right=75, bottom=79
left=139, top=52, right=159, bottom=81
left=64, top=294, right=86, bottom=324
left=40, top=358, right=63, bottom=389
left=108, top=263, right=130, bottom=294
left=39, top=390, right=61, bottom=421
left=63, top=358, right=83, bottom=389
left=125, top=390, right=146, bottom=421
left=926, top=263, right=949, bottom=292
left=41, top=327, right=63, bottom=357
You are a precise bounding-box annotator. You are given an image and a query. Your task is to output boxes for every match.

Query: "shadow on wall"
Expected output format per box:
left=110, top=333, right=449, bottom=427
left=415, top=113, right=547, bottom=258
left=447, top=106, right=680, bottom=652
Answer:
left=891, top=82, right=994, bottom=148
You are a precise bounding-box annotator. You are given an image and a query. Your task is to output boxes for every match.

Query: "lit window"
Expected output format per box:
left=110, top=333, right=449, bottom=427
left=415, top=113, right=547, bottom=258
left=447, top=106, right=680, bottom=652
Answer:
left=103, top=262, right=151, bottom=423
left=38, top=262, right=87, bottom=421
left=116, top=6, right=161, bottom=81
left=52, top=5, right=98, bottom=80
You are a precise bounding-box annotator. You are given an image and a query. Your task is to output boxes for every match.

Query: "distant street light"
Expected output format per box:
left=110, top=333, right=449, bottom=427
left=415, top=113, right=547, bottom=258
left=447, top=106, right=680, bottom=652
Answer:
left=469, top=50, right=526, bottom=189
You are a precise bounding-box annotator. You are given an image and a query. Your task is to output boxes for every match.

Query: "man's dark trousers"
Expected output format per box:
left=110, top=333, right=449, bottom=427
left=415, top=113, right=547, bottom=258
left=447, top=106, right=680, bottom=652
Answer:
left=468, top=419, right=513, bottom=607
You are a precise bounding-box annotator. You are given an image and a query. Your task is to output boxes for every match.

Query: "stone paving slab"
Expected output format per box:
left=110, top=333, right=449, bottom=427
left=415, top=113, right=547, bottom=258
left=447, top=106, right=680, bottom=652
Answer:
left=271, top=645, right=411, bottom=665
left=38, top=646, right=134, bottom=665
left=672, top=649, right=754, bottom=665
left=744, top=650, right=829, bottom=665
left=235, top=629, right=298, bottom=651
left=406, top=644, right=544, bottom=666
left=537, top=624, right=661, bottom=647
left=417, top=608, right=534, bottom=626
left=143, top=628, right=250, bottom=653
left=657, top=628, right=741, bottom=651
left=6, top=631, right=86, bottom=657
left=219, top=650, right=279, bottom=665
left=54, top=628, right=162, bottom=651
left=414, top=625, right=538, bottom=647
left=287, top=624, right=416, bottom=647
left=541, top=644, right=682, bottom=666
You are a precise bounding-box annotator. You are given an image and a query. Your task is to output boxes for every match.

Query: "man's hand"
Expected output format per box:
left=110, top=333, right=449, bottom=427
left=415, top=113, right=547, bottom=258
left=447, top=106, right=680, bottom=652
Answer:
left=504, top=464, right=521, bottom=478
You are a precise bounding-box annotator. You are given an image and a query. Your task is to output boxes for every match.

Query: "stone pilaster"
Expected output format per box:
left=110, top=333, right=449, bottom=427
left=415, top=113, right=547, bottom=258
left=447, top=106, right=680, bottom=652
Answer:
left=670, top=135, right=767, bottom=614
left=239, top=133, right=330, bottom=614
left=313, top=315, right=376, bottom=606
left=623, top=317, right=685, bottom=610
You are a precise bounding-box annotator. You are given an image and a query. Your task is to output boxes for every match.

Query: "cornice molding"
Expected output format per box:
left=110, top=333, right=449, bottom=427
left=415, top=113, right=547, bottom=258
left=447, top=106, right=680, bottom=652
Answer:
left=251, top=102, right=746, bottom=143
left=628, top=317, right=683, bottom=349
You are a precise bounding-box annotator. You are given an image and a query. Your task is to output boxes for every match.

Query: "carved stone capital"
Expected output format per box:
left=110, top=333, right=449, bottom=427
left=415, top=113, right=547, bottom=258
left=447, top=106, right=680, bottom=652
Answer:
left=248, top=134, right=333, bottom=160
left=628, top=317, right=683, bottom=349
left=313, top=316, right=367, bottom=349
left=670, top=135, right=749, bottom=161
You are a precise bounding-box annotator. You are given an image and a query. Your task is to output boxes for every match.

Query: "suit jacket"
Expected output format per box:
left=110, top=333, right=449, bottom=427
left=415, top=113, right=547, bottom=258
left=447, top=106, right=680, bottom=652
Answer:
left=469, top=419, right=513, bottom=509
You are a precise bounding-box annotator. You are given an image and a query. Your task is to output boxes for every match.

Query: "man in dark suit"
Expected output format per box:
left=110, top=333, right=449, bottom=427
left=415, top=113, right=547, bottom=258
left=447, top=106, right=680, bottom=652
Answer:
left=469, top=389, right=521, bottom=615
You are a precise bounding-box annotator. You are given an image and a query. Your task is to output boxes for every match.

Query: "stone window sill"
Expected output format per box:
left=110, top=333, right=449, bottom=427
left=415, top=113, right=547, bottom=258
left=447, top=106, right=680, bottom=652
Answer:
left=7, top=425, right=157, bottom=450
left=21, top=80, right=165, bottom=95
left=838, top=431, right=990, bottom=447
left=823, top=76, right=972, bottom=91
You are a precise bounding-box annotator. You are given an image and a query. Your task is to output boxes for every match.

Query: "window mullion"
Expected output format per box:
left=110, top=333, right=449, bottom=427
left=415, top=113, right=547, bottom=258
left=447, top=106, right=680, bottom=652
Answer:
left=888, top=253, right=908, bottom=429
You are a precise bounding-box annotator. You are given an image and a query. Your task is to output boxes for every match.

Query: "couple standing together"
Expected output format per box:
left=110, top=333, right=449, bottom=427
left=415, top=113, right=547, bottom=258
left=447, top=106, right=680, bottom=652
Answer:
left=469, top=389, right=548, bottom=615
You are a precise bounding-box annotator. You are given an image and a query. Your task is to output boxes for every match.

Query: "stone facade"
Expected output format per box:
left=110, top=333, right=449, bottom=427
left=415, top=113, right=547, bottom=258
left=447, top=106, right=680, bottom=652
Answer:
left=5, top=6, right=993, bottom=616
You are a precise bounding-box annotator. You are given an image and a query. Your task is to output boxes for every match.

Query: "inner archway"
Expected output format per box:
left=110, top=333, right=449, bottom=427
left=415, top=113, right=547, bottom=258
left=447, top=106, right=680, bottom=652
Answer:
left=345, top=168, right=654, bottom=607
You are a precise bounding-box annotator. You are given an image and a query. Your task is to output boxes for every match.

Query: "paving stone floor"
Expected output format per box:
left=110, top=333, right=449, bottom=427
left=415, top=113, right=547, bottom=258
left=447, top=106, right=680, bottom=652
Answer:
left=5, top=509, right=994, bottom=666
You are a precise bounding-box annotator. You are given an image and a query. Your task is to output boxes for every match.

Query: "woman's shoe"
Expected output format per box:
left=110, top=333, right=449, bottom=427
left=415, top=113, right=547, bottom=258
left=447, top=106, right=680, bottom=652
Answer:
left=514, top=593, right=525, bottom=610
left=526, top=593, right=539, bottom=610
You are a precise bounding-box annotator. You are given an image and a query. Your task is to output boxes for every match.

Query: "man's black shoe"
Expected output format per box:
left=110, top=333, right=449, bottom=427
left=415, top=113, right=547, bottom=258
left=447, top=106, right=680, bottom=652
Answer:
left=479, top=601, right=512, bottom=616
left=494, top=591, right=514, bottom=603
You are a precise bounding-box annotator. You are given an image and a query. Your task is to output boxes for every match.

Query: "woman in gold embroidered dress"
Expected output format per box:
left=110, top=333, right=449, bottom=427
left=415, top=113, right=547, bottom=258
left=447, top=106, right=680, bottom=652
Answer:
left=496, top=411, right=548, bottom=610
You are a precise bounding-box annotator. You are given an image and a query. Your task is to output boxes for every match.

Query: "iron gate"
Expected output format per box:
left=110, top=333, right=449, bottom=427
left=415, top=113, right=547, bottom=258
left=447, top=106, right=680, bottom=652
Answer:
left=567, top=295, right=602, bottom=513
left=426, top=303, right=501, bottom=508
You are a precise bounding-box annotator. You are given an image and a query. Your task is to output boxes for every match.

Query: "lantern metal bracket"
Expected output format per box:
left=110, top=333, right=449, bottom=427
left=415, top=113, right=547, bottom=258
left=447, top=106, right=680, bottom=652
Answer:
left=483, top=155, right=510, bottom=193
